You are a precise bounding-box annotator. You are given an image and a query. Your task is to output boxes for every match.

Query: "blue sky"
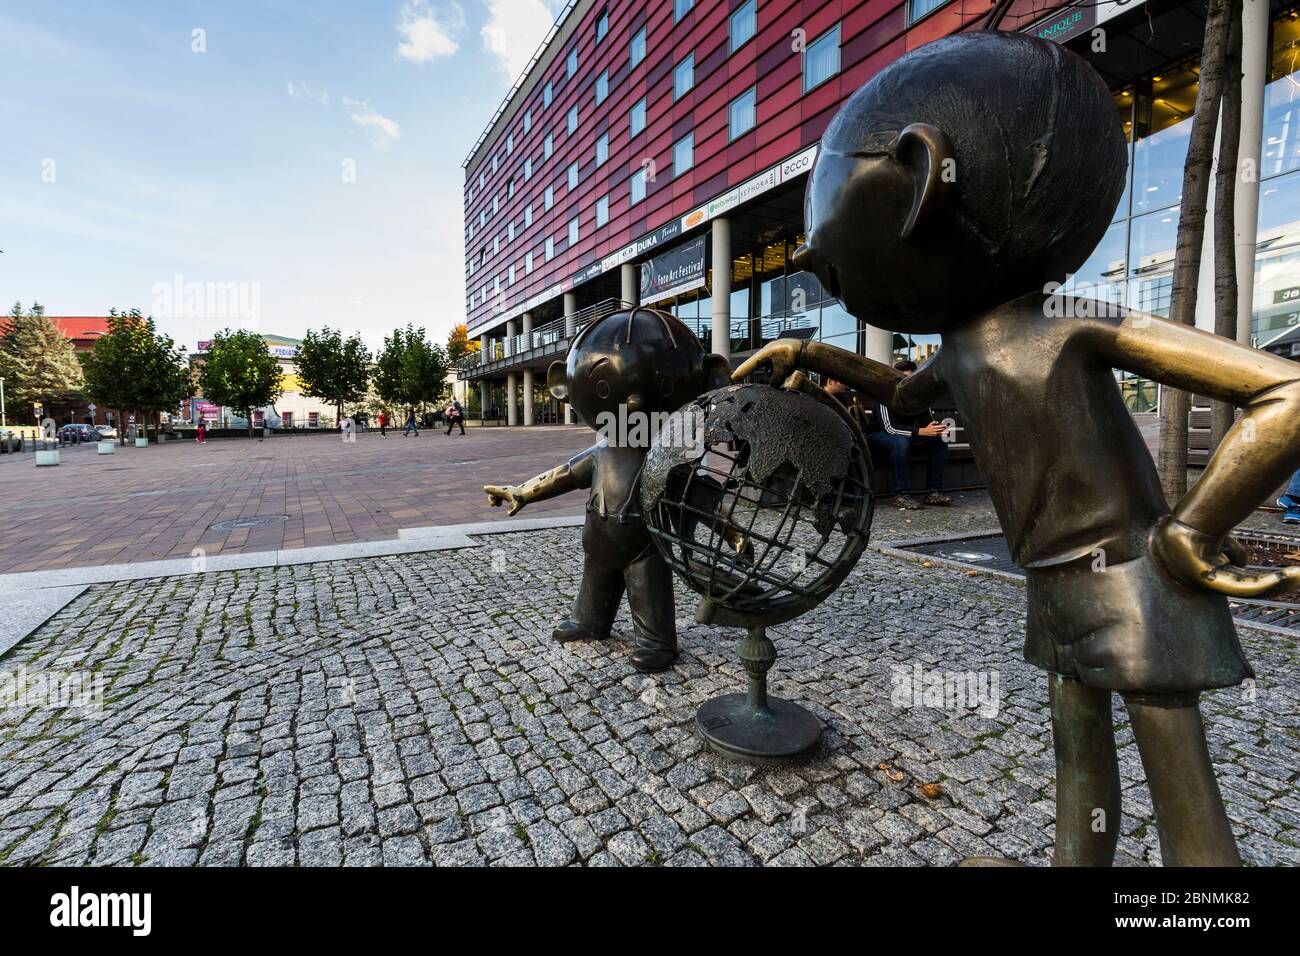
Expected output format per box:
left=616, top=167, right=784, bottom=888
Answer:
left=0, top=0, right=562, bottom=351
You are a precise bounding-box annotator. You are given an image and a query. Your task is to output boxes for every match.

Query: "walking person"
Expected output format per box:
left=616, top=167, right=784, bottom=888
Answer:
left=1278, top=468, right=1300, bottom=524
left=403, top=409, right=419, bottom=437
left=195, top=421, right=207, bottom=444
left=378, top=412, right=387, bottom=438
left=445, top=399, right=466, bottom=436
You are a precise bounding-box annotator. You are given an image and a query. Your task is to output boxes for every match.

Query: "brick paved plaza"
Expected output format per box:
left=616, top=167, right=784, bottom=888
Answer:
left=0, top=429, right=591, bottom=574
left=1, top=488, right=1296, bottom=867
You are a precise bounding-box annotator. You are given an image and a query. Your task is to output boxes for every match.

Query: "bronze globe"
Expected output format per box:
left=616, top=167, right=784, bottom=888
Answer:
left=641, top=382, right=874, bottom=763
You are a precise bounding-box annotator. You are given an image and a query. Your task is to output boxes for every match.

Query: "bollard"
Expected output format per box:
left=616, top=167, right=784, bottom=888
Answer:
left=97, top=441, right=115, bottom=455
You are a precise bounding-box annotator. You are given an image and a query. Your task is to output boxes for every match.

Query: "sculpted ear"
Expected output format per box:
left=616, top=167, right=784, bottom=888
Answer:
left=703, top=353, right=731, bottom=391
left=895, top=123, right=955, bottom=241
left=547, top=361, right=569, bottom=401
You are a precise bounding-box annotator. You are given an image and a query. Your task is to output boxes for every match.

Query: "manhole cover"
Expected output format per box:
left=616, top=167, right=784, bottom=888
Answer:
left=210, top=515, right=289, bottom=532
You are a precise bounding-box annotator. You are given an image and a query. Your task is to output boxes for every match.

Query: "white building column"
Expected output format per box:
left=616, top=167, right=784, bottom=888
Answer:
left=480, top=380, right=490, bottom=420
left=505, top=319, right=516, bottom=357
left=479, top=333, right=489, bottom=364
left=711, top=217, right=731, bottom=362
left=621, top=262, right=639, bottom=307
left=563, top=292, right=578, bottom=424
left=506, top=372, right=518, bottom=426
left=521, top=312, right=534, bottom=426
left=863, top=326, right=894, bottom=365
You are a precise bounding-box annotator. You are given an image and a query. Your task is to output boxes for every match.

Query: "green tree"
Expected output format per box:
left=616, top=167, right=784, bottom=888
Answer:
left=296, top=327, right=372, bottom=426
left=198, top=329, right=283, bottom=437
left=82, top=309, right=193, bottom=442
left=0, top=301, right=85, bottom=420
left=446, top=323, right=479, bottom=363
left=374, top=325, right=450, bottom=415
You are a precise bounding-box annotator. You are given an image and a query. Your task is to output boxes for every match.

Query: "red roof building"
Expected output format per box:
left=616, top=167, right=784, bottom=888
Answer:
left=48, top=316, right=110, bottom=351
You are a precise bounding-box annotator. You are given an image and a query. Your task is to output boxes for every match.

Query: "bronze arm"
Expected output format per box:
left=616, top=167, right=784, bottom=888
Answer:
left=1103, top=312, right=1300, bottom=596
left=484, top=445, right=597, bottom=516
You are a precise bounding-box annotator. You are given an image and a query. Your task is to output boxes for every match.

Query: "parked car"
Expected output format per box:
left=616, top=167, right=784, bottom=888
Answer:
left=92, top=424, right=117, bottom=439
left=59, top=424, right=98, bottom=443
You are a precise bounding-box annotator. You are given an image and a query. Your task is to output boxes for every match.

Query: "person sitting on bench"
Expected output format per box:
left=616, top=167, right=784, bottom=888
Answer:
left=864, top=360, right=952, bottom=510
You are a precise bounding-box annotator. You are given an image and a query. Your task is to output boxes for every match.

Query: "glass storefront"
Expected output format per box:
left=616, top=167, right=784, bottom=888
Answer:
left=1067, top=8, right=1300, bottom=412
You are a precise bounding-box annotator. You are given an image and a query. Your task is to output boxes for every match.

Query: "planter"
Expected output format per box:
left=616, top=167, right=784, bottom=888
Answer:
left=35, top=450, right=60, bottom=467
left=97, top=441, right=115, bottom=455
left=135, top=437, right=149, bottom=448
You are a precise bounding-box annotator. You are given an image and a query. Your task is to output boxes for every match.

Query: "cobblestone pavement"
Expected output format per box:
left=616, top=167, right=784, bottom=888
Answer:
left=1, top=495, right=1296, bottom=867
left=0, top=428, right=590, bottom=574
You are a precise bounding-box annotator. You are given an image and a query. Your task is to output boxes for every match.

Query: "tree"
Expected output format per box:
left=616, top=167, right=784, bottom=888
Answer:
left=0, top=301, right=85, bottom=420
left=1155, top=0, right=1234, bottom=500
left=82, top=308, right=193, bottom=442
left=296, top=327, right=372, bottom=426
left=447, top=323, right=480, bottom=363
left=374, top=325, right=450, bottom=414
left=198, top=329, right=283, bottom=437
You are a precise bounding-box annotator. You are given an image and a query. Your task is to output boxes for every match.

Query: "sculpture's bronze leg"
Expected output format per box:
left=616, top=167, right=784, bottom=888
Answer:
left=1123, top=693, right=1242, bottom=866
left=553, top=557, right=624, bottom=643
left=624, top=550, right=677, bottom=672
left=1050, top=674, right=1121, bottom=867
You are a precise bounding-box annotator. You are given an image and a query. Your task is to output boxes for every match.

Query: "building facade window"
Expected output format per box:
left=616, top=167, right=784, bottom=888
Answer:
left=544, top=133, right=553, bottom=158
left=803, top=24, right=840, bottom=93
left=568, top=161, right=580, bottom=190
left=524, top=157, right=533, bottom=180
left=567, top=47, right=578, bottom=78
left=523, top=109, right=532, bottom=133
left=674, top=0, right=694, bottom=23
left=596, top=194, right=609, bottom=227
left=630, top=166, right=647, bottom=205
left=544, top=185, right=554, bottom=209
left=596, top=10, right=608, bottom=42
left=543, top=82, right=553, bottom=107
left=526, top=251, right=534, bottom=274
left=524, top=205, right=533, bottom=227
left=674, top=53, right=695, bottom=100
left=730, top=0, right=757, bottom=53
left=630, top=26, right=646, bottom=67
left=595, top=70, right=609, bottom=105
left=546, top=236, right=555, bottom=260
left=674, top=132, right=694, bottom=176
left=729, top=86, right=756, bottom=140
left=596, top=131, right=609, bottom=166
left=908, top=0, right=951, bottom=24
left=567, top=105, right=579, bottom=135
left=568, top=217, right=580, bottom=246
left=630, top=97, right=647, bottom=137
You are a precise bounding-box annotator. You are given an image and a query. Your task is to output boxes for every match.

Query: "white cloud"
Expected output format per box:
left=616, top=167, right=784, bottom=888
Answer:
left=396, top=0, right=463, bottom=63
left=286, top=81, right=329, bottom=106
left=343, top=98, right=401, bottom=150
left=480, top=0, right=558, bottom=81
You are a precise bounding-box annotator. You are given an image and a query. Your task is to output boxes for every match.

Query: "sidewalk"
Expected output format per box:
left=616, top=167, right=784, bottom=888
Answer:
left=1, top=495, right=1294, bottom=867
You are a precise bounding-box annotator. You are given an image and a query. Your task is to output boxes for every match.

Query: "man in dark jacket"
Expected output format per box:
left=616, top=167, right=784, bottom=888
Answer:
left=864, top=360, right=952, bottom=510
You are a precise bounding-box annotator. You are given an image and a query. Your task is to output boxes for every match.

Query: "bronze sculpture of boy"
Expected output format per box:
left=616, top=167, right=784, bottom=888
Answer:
left=738, top=31, right=1300, bottom=866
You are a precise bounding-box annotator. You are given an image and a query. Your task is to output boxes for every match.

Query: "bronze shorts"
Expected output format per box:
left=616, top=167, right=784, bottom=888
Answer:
left=1024, top=549, right=1253, bottom=694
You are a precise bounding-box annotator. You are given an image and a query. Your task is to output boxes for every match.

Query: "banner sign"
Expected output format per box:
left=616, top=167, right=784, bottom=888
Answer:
left=640, top=236, right=706, bottom=303
left=678, top=146, right=818, bottom=233
left=1027, top=5, right=1095, bottom=44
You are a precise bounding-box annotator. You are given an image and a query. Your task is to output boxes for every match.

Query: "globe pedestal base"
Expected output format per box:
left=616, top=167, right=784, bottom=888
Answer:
left=695, top=625, right=821, bottom=765
left=696, top=694, right=822, bottom=765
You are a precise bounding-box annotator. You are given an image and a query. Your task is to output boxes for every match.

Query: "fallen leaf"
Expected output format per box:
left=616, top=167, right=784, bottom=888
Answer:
left=921, top=560, right=934, bottom=568
left=919, top=782, right=944, bottom=799
left=887, top=769, right=905, bottom=783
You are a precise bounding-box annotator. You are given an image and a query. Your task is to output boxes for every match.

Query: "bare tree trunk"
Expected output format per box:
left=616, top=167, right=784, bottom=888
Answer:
left=1211, top=0, right=1245, bottom=450
left=1157, top=0, right=1234, bottom=501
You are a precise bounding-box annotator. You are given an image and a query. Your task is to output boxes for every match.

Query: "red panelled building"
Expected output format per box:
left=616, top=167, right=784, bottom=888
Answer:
left=462, top=0, right=1300, bottom=424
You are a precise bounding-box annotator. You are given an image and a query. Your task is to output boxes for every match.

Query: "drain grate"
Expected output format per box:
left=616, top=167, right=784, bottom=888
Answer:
left=209, top=515, right=289, bottom=532
left=889, top=531, right=1300, bottom=635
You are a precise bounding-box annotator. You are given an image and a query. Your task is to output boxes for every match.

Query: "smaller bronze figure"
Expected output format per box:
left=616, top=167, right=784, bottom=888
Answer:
left=484, top=308, right=730, bottom=672
left=737, top=31, right=1300, bottom=865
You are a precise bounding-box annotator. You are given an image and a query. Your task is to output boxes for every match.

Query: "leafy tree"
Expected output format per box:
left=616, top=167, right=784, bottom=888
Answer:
left=447, top=323, right=480, bottom=363
left=198, top=329, right=283, bottom=437
left=374, top=325, right=450, bottom=415
left=82, top=308, right=193, bottom=442
left=0, top=301, right=85, bottom=419
left=296, top=327, right=372, bottom=426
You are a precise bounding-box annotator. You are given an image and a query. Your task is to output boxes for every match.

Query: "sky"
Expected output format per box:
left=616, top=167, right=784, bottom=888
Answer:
left=0, top=0, right=564, bottom=352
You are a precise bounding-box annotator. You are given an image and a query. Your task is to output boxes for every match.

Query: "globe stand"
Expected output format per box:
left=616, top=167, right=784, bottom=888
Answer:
left=695, top=624, right=822, bottom=765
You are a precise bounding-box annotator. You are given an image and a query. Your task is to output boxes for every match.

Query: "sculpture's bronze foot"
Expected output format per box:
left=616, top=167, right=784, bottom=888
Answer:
left=957, top=856, right=1027, bottom=867
left=630, top=644, right=678, bottom=673
left=552, top=620, right=611, bottom=643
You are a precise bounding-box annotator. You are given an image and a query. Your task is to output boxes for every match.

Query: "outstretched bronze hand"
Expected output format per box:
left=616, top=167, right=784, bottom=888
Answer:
left=484, top=484, right=526, bottom=516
